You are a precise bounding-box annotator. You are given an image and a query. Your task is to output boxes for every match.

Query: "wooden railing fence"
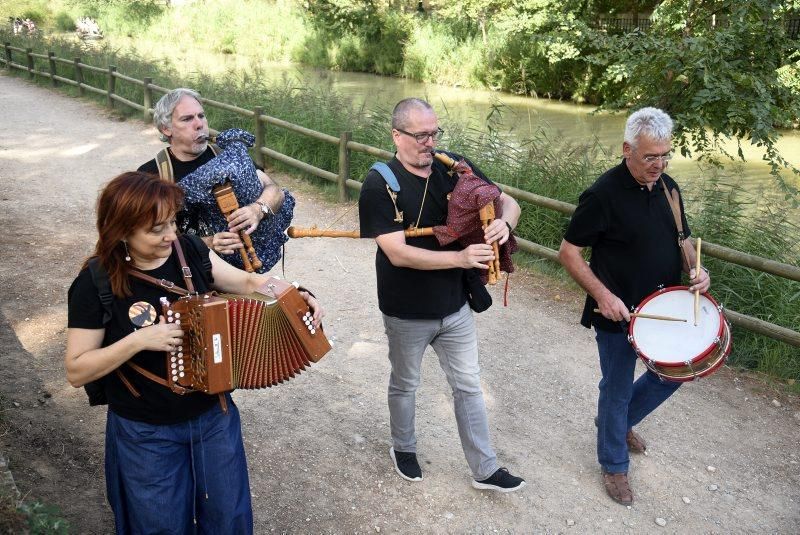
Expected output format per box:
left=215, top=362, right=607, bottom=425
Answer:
left=2, top=43, right=799, bottom=348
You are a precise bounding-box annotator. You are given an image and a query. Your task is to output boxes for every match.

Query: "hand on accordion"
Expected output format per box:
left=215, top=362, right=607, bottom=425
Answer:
left=134, top=315, right=184, bottom=353
left=298, top=290, right=325, bottom=329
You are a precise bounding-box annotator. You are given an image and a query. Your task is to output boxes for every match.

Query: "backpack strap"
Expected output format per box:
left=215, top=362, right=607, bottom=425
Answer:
left=155, top=148, right=174, bottom=183
left=370, top=162, right=400, bottom=191
left=155, top=145, right=219, bottom=183
left=88, top=257, right=114, bottom=326
left=370, top=162, right=404, bottom=223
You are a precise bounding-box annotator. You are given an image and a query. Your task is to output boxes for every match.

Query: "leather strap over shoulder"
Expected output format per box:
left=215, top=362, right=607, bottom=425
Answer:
left=660, top=178, right=693, bottom=269
left=155, top=148, right=174, bottom=183
left=128, top=238, right=195, bottom=296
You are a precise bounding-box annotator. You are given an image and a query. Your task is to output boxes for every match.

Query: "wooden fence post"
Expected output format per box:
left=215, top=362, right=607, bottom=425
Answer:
left=253, top=106, right=265, bottom=169
left=74, top=58, right=84, bottom=96
left=143, top=77, right=153, bottom=123
left=337, top=131, right=352, bottom=202
left=107, top=65, right=116, bottom=109
left=25, top=48, right=33, bottom=79
left=48, top=51, right=58, bottom=87
left=4, top=43, right=11, bottom=70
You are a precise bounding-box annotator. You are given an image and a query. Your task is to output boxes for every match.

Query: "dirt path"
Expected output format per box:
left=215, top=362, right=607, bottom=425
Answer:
left=0, top=73, right=798, bottom=534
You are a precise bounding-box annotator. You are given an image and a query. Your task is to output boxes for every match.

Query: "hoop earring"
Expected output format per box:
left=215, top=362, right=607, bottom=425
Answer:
left=123, top=241, right=131, bottom=262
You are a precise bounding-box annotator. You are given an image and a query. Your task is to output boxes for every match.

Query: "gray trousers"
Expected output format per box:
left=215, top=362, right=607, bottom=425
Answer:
left=382, top=303, right=499, bottom=480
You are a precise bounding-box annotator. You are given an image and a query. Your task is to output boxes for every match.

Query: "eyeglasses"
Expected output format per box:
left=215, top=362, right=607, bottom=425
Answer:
left=635, top=149, right=674, bottom=164
left=395, top=127, right=444, bottom=144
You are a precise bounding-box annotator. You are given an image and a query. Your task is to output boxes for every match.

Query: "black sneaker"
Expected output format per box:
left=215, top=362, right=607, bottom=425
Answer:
left=472, top=468, right=526, bottom=493
left=389, top=447, right=423, bottom=482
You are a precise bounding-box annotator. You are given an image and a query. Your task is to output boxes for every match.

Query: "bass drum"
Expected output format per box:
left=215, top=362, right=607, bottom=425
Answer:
left=628, top=286, right=731, bottom=382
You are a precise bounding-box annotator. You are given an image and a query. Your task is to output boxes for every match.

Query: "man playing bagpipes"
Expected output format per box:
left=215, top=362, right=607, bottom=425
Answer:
left=138, top=88, right=294, bottom=272
left=358, top=98, right=525, bottom=492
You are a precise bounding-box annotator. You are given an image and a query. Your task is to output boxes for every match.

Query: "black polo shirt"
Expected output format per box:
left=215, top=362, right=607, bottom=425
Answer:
left=359, top=153, right=491, bottom=319
left=564, top=160, right=690, bottom=332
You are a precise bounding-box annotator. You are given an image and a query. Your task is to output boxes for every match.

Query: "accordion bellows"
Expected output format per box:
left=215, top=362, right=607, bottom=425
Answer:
left=162, top=278, right=330, bottom=394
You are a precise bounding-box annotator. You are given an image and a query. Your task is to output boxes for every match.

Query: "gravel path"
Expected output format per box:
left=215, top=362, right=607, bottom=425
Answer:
left=0, top=72, right=798, bottom=533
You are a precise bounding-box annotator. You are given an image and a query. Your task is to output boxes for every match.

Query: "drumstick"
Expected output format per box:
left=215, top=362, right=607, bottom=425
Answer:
left=694, top=238, right=702, bottom=326
left=593, top=309, right=687, bottom=322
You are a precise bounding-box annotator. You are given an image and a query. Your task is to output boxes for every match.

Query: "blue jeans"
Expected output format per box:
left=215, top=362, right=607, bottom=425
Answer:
left=383, top=303, right=499, bottom=480
left=595, top=328, right=681, bottom=473
left=105, top=394, right=253, bottom=534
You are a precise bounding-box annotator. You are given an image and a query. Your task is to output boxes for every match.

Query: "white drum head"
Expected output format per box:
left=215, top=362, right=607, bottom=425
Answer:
left=631, top=289, right=722, bottom=364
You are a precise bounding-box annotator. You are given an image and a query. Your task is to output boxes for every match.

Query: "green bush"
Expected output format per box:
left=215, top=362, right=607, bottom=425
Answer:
left=53, top=11, right=74, bottom=32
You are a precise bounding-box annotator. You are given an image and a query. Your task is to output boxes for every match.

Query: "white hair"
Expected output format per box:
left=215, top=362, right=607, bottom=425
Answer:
left=624, top=107, right=673, bottom=147
left=153, top=88, right=202, bottom=142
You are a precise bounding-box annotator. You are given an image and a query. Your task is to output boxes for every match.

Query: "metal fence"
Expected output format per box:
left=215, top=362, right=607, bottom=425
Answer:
left=2, top=42, right=799, bottom=348
left=593, top=15, right=800, bottom=39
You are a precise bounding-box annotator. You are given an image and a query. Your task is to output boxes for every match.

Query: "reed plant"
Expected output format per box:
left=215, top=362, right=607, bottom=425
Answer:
left=2, top=30, right=797, bottom=383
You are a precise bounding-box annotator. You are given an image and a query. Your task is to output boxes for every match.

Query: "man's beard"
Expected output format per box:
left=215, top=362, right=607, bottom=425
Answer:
left=190, top=138, right=209, bottom=155
left=409, top=150, right=434, bottom=168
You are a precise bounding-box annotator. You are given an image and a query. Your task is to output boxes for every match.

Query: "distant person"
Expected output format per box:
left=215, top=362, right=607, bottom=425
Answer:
left=138, top=87, right=294, bottom=272
left=558, top=107, right=710, bottom=505
left=358, top=97, right=525, bottom=492
left=65, top=171, right=323, bottom=533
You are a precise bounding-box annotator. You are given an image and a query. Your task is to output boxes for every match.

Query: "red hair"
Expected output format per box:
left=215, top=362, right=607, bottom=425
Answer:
left=84, top=171, right=184, bottom=297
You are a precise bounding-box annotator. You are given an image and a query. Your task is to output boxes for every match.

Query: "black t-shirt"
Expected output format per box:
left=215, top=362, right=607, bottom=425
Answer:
left=67, top=235, right=220, bottom=424
left=358, top=153, right=491, bottom=319
left=563, top=160, right=690, bottom=332
left=138, top=147, right=217, bottom=236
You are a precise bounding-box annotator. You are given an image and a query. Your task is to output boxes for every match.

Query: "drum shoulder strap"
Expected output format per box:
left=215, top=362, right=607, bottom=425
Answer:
left=660, top=178, right=693, bottom=269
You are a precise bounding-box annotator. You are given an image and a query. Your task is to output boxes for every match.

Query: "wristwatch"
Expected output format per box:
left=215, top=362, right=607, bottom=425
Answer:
left=255, top=200, right=273, bottom=218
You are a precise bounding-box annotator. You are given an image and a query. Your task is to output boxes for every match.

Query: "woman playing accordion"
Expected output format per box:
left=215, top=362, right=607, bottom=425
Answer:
left=65, top=171, right=323, bottom=534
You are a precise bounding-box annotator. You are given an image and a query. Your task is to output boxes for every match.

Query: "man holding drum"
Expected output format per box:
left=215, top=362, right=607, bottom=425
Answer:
left=359, top=98, right=525, bottom=492
left=558, top=107, right=710, bottom=505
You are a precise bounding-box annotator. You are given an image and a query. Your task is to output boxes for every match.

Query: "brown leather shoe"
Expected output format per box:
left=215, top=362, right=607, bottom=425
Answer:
left=602, top=471, right=633, bottom=505
left=626, top=429, right=647, bottom=454
left=594, top=417, right=647, bottom=454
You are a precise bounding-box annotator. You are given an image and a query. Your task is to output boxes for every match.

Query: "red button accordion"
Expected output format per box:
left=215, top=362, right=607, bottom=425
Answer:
left=160, top=278, right=330, bottom=394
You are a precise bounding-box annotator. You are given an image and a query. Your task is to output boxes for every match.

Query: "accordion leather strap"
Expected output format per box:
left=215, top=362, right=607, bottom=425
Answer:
left=116, top=369, right=140, bottom=398
left=126, top=362, right=193, bottom=395
left=128, top=239, right=195, bottom=296
left=172, top=238, right=195, bottom=293
left=124, top=238, right=198, bottom=395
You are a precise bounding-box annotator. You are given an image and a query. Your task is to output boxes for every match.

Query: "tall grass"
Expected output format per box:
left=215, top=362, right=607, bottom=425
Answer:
left=2, top=30, right=798, bottom=383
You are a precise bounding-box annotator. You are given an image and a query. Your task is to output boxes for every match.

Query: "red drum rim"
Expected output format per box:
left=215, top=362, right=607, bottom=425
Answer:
left=657, top=321, right=732, bottom=382
left=629, top=286, right=726, bottom=367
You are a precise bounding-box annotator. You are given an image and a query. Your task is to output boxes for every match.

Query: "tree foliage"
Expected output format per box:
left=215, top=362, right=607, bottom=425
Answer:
left=584, top=0, right=800, bottom=198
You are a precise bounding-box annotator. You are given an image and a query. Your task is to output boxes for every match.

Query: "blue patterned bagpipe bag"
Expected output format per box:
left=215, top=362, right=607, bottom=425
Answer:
left=178, top=128, right=295, bottom=272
